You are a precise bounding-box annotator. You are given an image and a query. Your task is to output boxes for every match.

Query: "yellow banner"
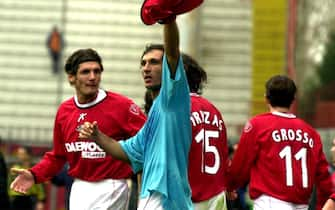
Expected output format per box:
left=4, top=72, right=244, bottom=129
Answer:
left=252, top=0, right=287, bottom=116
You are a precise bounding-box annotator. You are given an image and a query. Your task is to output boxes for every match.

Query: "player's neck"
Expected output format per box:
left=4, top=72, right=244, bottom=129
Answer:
left=270, top=106, right=290, bottom=113
left=77, top=92, right=98, bottom=104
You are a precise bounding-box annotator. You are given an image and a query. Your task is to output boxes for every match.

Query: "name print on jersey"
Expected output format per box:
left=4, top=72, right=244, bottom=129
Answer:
left=190, top=110, right=224, bottom=131
left=65, top=141, right=106, bottom=159
left=272, top=128, right=314, bottom=148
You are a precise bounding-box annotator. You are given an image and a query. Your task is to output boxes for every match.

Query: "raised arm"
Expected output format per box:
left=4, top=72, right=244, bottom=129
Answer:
left=164, top=19, right=180, bottom=79
left=79, top=121, right=130, bottom=163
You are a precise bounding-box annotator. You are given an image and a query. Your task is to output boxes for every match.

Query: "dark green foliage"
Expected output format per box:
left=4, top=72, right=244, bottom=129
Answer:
left=317, top=32, right=335, bottom=86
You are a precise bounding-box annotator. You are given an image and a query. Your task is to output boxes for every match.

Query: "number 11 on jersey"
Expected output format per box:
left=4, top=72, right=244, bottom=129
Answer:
left=279, top=146, right=308, bottom=188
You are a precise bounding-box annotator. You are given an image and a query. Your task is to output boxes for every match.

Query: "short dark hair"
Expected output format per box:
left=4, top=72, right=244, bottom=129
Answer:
left=265, top=75, right=296, bottom=108
left=141, top=43, right=164, bottom=60
left=65, top=48, right=104, bottom=75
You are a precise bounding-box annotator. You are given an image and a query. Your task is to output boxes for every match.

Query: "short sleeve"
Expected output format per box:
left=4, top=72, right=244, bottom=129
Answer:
left=120, top=127, right=145, bottom=173
left=160, top=55, right=188, bottom=111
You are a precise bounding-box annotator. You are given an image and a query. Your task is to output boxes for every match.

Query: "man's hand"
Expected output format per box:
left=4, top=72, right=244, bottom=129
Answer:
left=10, top=168, right=35, bottom=194
left=323, top=198, right=335, bottom=210
left=78, top=121, right=99, bottom=140
left=78, top=121, right=130, bottom=163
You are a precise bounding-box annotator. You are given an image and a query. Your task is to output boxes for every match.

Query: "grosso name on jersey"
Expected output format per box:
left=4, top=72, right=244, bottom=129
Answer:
left=272, top=128, right=314, bottom=148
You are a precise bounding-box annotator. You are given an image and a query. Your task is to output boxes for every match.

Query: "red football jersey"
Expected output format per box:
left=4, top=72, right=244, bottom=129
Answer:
left=330, top=193, right=335, bottom=200
left=189, top=94, right=229, bottom=202
left=226, top=112, right=332, bottom=209
left=31, top=90, right=146, bottom=183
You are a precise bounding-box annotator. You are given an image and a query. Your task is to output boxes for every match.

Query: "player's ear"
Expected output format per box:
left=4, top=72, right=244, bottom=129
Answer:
left=68, top=74, right=75, bottom=86
left=264, top=93, right=270, bottom=105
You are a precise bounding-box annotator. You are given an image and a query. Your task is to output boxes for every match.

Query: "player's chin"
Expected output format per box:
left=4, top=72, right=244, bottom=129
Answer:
left=82, top=88, right=98, bottom=97
left=145, top=83, right=153, bottom=89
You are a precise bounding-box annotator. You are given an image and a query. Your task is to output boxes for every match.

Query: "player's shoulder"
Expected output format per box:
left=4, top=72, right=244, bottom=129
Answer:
left=249, top=112, right=278, bottom=123
left=191, top=94, right=219, bottom=109
left=58, top=96, right=75, bottom=111
left=191, top=94, right=206, bottom=102
left=105, top=91, right=143, bottom=115
left=294, top=117, right=314, bottom=128
left=294, top=118, right=320, bottom=136
left=254, top=112, right=273, bottom=119
left=61, top=96, right=75, bottom=105
left=243, top=113, right=273, bottom=129
left=105, top=90, right=135, bottom=104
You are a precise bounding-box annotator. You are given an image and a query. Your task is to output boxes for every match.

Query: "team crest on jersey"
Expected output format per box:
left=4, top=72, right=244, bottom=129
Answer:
left=129, top=104, right=140, bottom=115
left=243, top=121, right=252, bottom=133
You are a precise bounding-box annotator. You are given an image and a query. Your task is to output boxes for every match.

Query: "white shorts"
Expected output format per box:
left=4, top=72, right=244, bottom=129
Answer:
left=138, top=192, right=164, bottom=210
left=253, top=194, right=308, bottom=210
left=70, top=178, right=129, bottom=210
left=194, top=191, right=227, bottom=210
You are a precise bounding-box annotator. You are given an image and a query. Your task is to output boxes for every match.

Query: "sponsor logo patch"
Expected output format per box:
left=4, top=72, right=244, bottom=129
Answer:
left=243, top=121, right=252, bottom=133
left=129, top=104, right=140, bottom=115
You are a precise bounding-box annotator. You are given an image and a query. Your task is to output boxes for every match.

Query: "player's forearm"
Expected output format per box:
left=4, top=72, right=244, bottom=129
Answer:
left=164, top=20, right=180, bottom=78
left=95, top=131, right=130, bottom=163
left=30, top=151, right=66, bottom=183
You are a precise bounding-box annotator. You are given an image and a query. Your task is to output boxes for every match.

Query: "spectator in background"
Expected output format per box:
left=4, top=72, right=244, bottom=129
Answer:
left=46, top=26, right=64, bottom=74
left=226, top=75, right=332, bottom=210
left=8, top=146, right=46, bottom=210
left=9, top=48, right=146, bottom=210
left=0, top=138, right=10, bottom=210
left=141, top=48, right=229, bottom=209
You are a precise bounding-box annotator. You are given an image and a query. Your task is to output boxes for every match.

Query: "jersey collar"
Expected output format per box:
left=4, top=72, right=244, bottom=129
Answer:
left=190, top=93, right=200, bottom=97
left=271, top=111, right=296, bottom=118
left=74, top=89, right=107, bottom=108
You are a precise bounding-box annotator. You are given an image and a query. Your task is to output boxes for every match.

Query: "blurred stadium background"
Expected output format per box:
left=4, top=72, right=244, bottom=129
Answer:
left=1, top=0, right=335, bottom=209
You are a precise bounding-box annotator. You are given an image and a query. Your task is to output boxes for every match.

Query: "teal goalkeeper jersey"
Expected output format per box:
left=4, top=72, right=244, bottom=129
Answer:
left=120, top=54, right=193, bottom=210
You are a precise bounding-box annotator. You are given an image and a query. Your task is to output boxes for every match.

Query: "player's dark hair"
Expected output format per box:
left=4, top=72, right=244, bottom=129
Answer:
left=65, top=48, right=104, bottom=75
left=141, top=43, right=164, bottom=60
left=265, top=75, right=296, bottom=108
left=181, top=53, right=207, bottom=94
left=143, top=89, right=153, bottom=115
